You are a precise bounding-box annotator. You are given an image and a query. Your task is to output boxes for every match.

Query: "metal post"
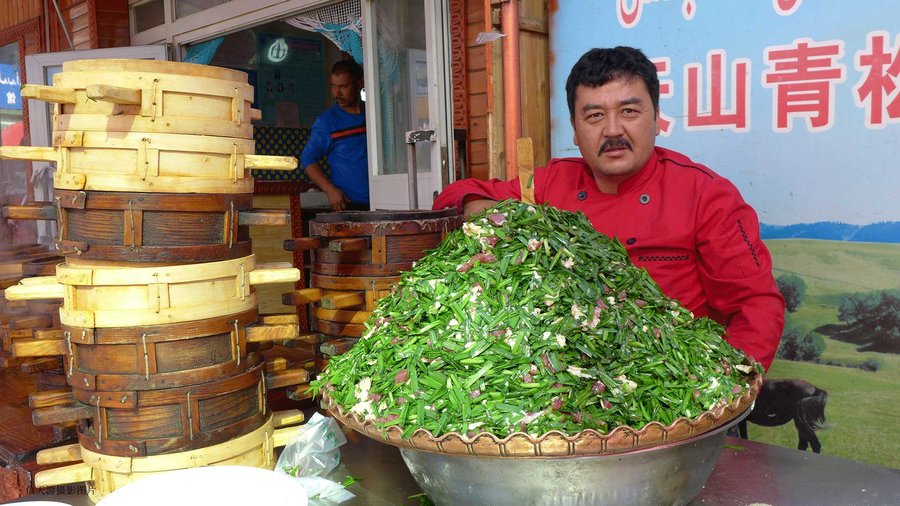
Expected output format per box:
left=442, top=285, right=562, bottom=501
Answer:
left=405, top=129, right=435, bottom=210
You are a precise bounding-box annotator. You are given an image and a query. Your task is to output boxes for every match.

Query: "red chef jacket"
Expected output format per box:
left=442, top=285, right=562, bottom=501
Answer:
left=433, top=147, right=784, bottom=370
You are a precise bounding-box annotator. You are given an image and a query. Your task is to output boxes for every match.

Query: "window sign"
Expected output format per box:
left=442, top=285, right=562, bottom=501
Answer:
left=0, top=64, right=21, bottom=110
left=256, top=33, right=325, bottom=127
left=267, top=38, right=289, bottom=63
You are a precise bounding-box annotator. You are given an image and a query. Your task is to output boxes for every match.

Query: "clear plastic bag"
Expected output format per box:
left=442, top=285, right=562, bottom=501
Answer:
left=275, top=412, right=355, bottom=504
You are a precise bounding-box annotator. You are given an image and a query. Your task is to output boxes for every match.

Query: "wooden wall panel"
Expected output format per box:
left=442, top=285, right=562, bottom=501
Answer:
left=94, top=0, right=130, bottom=49
left=446, top=1, right=553, bottom=182
left=47, top=0, right=128, bottom=50
left=0, top=0, right=42, bottom=31
left=462, top=1, right=493, bottom=181
left=49, top=0, right=89, bottom=50
left=451, top=0, right=468, bottom=133
left=487, top=2, right=507, bottom=180
left=519, top=0, right=550, bottom=168
left=467, top=69, right=487, bottom=95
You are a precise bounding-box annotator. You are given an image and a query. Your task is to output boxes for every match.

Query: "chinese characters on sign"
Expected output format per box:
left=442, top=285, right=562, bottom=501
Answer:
left=617, top=1, right=898, bottom=133
left=650, top=34, right=899, bottom=133
left=854, top=32, right=900, bottom=128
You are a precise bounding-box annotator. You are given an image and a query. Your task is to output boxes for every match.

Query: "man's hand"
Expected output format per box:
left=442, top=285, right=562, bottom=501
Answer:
left=463, top=198, right=498, bottom=219
left=304, top=162, right=349, bottom=211
left=324, top=187, right=349, bottom=211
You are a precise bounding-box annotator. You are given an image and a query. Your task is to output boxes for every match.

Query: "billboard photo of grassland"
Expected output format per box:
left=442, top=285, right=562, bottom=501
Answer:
left=750, top=239, right=899, bottom=469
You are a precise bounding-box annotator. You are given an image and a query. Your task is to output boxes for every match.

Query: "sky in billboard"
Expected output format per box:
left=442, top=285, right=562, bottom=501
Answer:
left=550, top=0, right=900, bottom=225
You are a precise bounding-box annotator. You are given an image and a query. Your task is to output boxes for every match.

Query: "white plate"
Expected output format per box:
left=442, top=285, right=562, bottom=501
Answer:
left=96, top=466, right=308, bottom=506
left=11, top=502, right=71, bottom=505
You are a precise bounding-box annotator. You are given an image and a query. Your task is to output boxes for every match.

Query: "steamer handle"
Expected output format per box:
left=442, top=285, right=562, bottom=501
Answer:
left=85, top=84, right=142, bottom=105
left=0, top=146, right=57, bottom=162
left=36, top=443, right=83, bottom=465
left=244, top=155, right=298, bottom=171
left=13, top=338, right=68, bottom=358
left=2, top=203, right=56, bottom=220
left=3, top=280, right=65, bottom=300
left=20, top=84, right=76, bottom=104
left=248, top=267, right=301, bottom=286
left=272, top=409, right=305, bottom=427
left=18, top=275, right=63, bottom=286
left=34, top=462, right=93, bottom=488
left=283, top=237, right=323, bottom=251
left=273, top=426, right=298, bottom=448
left=245, top=323, right=300, bottom=342
left=239, top=209, right=291, bottom=226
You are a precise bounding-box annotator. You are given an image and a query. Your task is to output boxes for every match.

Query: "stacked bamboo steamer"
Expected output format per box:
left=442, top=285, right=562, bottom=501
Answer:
left=0, top=245, right=67, bottom=394
left=0, top=59, right=310, bottom=502
left=283, top=209, right=461, bottom=369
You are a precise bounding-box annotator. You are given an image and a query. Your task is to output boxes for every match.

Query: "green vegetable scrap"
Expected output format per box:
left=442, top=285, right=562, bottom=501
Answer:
left=312, top=200, right=759, bottom=438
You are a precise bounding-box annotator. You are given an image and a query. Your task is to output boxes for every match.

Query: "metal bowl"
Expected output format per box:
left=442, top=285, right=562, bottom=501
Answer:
left=398, top=408, right=749, bottom=506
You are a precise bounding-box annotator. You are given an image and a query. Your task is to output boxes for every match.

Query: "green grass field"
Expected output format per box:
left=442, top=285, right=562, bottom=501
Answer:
left=748, top=239, right=900, bottom=469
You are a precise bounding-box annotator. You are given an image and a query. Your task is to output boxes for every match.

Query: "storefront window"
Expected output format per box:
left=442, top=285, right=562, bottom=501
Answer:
left=175, top=0, right=233, bottom=20
left=0, top=41, right=35, bottom=244
left=132, top=0, right=166, bottom=33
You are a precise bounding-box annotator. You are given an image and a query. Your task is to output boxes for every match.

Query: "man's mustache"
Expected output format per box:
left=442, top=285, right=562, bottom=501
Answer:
left=599, top=138, right=632, bottom=154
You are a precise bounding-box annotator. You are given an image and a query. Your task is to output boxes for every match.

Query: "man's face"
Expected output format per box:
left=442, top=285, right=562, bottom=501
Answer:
left=570, top=76, right=660, bottom=193
left=331, top=72, right=362, bottom=110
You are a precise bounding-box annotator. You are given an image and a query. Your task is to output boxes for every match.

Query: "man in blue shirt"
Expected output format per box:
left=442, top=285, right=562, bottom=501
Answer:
left=301, top=59, right=369, bottom=211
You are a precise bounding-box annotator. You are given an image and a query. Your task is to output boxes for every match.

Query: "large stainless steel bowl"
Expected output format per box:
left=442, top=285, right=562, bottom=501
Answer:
left=398, top=408, right=749, bottom=506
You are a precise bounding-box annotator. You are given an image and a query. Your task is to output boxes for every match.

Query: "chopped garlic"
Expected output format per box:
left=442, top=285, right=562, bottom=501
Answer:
left=567, top=365, right=593, bottom=378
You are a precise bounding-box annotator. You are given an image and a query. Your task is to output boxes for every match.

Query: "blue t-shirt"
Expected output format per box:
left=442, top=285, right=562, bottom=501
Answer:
left=300, top=104, right=369, bottom=205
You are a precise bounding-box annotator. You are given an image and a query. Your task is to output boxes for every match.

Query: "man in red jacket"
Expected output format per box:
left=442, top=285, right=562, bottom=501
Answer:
left=433, top=46, right=784, bottom=369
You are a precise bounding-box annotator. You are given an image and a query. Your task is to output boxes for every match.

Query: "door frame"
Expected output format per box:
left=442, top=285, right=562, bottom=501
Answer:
left=361, top=0, right=454, bottom=210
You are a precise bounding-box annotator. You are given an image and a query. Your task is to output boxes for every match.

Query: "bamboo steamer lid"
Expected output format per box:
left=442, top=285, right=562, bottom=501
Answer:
left=24, top=59, right=259, bottom=138
left=2, top=255, right=301, bottom=328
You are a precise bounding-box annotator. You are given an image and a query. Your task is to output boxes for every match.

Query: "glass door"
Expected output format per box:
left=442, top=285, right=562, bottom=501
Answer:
left=362, top=0, right=453, bottom=210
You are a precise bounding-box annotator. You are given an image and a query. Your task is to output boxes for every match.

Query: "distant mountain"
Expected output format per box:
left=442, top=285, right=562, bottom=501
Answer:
left=760, top=221, right=900, bottom=243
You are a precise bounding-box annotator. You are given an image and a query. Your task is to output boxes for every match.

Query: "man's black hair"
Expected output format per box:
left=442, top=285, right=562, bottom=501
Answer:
left=331, top=59, right=364, bottom=83
left=565, top=46, right=659, bottom=117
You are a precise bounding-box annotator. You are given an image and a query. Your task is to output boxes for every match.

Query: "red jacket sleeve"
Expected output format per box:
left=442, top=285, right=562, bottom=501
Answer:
left=432, top=176, right=523, bottom=212
left=695, top=178, right=785, bottom=370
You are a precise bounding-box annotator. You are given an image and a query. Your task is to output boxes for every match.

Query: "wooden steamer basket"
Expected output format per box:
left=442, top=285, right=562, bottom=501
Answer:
left=284, top=209, right=461, bottom=338
left=26, top=59, right=261, bottom=139
left=3, top=191, right=290, bottom=263
left=0, top=131, right=296, bottom=194
left=33, top=411, right=308, bottom=504
left=69, top=356, right=269, bottom=457
left=0, top=251, right=64, bottom=371
left=4, top=258, right=308, bottom=447
left=10, top=307, right=307, bottom=392
left=0, top=59, right=296, bottom=193
left=3, top=254, right=300, bottom=328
